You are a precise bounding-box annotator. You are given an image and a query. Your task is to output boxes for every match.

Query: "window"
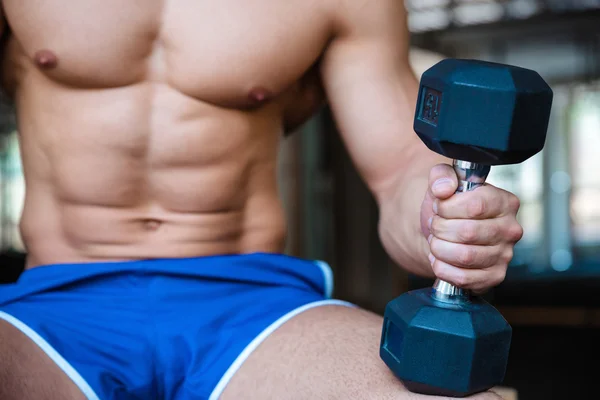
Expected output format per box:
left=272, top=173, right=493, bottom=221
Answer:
left=570, top=84, right=600, bottom=255
left=0, top=131, right=25, bottom=252
left=483, top=82, right=600, bottom=273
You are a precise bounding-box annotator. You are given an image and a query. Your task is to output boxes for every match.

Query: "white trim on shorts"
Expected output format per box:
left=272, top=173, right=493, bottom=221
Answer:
left=208, top=260, right=355, bottom=400
left=314, top=260, right=334, bottom=299
left=0, top=311, right=100, bottom=400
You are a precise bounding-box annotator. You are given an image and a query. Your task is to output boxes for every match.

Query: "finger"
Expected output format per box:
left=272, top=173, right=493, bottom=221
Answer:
left=467, top=391, right=505, bottom=400
left=430, top=215, right=523, bottom=245
left=429, top=256, right=507, bottom=292
left=434, top=184, right=520, bottom=220
left=428, top=163, right=458, bottom=201
left=429, top=236, right=500, bottom=269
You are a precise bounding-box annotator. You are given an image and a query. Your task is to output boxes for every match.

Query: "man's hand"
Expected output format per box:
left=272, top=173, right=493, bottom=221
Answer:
left=421, top=164, right=524, bottom=293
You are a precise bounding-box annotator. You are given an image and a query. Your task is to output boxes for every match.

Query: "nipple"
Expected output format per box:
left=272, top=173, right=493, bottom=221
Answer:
left=248, top=87, right=272, bottom=104
left=34, top=49, right=58, bottom=69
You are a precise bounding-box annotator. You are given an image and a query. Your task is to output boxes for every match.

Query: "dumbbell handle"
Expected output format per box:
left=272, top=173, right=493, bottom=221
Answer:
left=431, top=160, right=491, bottom=303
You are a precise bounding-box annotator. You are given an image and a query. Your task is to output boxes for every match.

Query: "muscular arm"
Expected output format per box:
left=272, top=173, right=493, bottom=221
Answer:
left=321, top=0, right=447, bottom=277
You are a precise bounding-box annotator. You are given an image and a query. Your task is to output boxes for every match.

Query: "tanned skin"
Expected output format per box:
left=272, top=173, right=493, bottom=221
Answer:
left=0, top=1, right=521, bottom=398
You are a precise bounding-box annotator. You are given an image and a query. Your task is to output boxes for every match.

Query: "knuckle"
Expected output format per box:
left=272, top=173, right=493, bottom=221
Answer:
left=502, top=247, right=515, bottom=264
left=467, top=196, right=486, bottom=218
left=452, top=270, right=470, bottom=288
left=510, top=223, right=524, bottom=242
left=458, top=221, right=478, bottom=243
left=493, top=268, right=507, bottom=286
left=508, top=193, right=521, bottom=212
left=458, top=246, right=477, bottom=267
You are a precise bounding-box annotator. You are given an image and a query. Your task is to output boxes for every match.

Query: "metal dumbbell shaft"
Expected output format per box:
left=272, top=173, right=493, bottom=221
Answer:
left=431, top=160, right=491, bottom=303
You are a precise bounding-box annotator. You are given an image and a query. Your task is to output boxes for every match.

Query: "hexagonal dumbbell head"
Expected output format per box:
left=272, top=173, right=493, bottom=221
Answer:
left=414, top=58, right=553, bottom=165
left=380, top=290, right=512, bottom=397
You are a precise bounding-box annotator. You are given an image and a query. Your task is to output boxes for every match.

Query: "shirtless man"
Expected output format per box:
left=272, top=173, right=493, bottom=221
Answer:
left=0, top=1, right=523, bottom=399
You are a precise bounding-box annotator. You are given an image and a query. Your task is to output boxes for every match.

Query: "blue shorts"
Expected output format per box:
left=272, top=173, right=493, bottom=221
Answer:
left=0, top=252, right=354, bottom=399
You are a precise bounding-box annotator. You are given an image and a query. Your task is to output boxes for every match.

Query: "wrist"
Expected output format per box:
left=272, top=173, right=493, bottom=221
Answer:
left=378, top=191, right=434, bottom=279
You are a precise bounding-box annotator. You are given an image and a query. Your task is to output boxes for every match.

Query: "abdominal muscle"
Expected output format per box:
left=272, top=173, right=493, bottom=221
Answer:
left=16, top=74, right=288, bottom=269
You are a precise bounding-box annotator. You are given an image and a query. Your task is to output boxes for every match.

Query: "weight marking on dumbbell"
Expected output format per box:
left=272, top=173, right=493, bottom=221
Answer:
left=419, top=87, right=441, bottom=126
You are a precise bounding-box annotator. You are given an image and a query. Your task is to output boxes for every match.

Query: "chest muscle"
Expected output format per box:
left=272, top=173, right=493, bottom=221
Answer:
left=2, top=0, right=331, bottom=106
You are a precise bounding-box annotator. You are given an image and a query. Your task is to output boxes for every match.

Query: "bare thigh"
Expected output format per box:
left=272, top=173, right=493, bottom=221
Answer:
left=221, top=305, right=505, bottom=400
left=0, top=320, right=86, bottom=400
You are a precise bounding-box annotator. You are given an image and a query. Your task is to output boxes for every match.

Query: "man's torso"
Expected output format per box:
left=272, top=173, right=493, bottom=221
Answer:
left=0, top=0, right=332, bottom=267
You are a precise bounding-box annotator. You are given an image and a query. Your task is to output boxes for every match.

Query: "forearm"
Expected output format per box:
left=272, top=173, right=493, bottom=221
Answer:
left=316, top=0, right=453, bottom=277
left=363, top=70, right=450, bottom=278
left=375, top=142, right=449, bottom=278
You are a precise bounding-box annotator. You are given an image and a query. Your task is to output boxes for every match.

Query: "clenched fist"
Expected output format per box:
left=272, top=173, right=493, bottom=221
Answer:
left=421, top=164, right=524, bottom=293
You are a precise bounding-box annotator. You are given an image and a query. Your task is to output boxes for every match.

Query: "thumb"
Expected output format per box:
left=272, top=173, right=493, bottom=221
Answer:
left=428, top=163, right=458, bottom=200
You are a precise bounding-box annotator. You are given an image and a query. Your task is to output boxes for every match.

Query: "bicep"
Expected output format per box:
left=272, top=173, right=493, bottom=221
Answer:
left=320, top=0, right=423, bottom=194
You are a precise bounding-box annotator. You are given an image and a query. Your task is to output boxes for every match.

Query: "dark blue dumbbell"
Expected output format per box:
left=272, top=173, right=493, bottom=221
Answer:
left=380, top=59, right=553, bottom=397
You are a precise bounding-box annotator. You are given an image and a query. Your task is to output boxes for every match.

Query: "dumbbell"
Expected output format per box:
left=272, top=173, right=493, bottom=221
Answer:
left=379, top=59, right=553, bottom=397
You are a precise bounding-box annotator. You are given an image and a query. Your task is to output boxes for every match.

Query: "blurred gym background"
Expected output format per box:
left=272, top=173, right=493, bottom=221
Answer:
left=0, top=1, right=599, bottom=399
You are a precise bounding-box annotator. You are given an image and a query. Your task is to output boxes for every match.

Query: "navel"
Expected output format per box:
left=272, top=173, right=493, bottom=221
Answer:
left=142, top=218, right=163, bottom=231
left=248, top=87, right=273, bottom=104
left=34, top=49, right=58, bottom=69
